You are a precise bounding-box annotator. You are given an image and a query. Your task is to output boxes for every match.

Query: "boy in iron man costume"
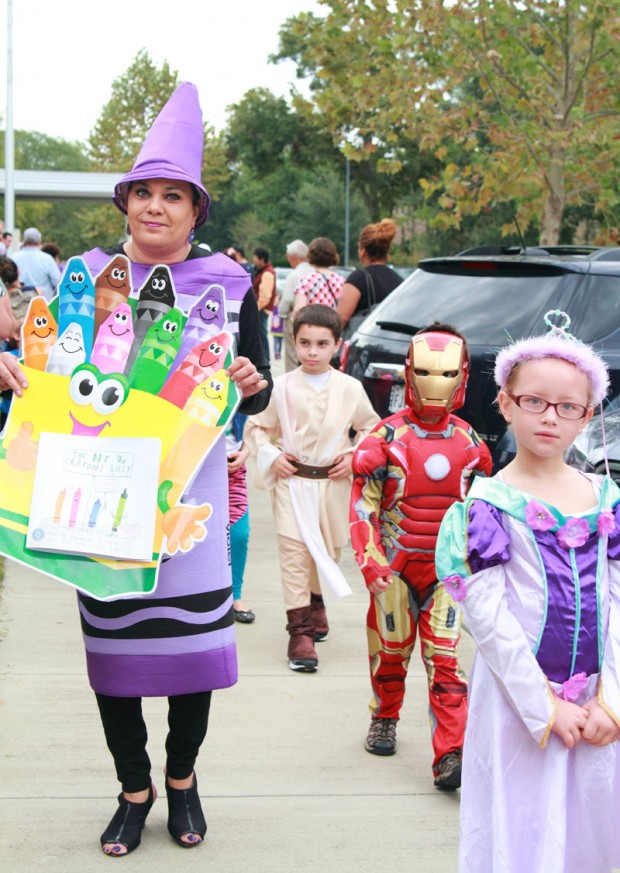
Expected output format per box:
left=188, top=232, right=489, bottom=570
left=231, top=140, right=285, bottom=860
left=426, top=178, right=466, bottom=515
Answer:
left=350, top=324, right=492, bottom=789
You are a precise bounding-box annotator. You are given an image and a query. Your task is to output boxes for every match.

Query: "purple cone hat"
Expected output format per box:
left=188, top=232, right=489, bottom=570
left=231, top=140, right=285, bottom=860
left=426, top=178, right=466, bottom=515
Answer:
left=113, top=82, right=210, bottom=227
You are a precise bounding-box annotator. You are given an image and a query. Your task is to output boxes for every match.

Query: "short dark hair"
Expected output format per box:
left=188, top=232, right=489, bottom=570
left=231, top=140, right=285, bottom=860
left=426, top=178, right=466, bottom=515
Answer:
left=42, top=242, right=61, bottom=260
left=293, top=304, right=342, bottom=342
left=0, top=256, right=18, bottom=286
left=415, top=321, right=470, bottom=363
left=307, top=237, right=339, bottom=268
left=254, top=246, right=269, bottom=263
left=229, top=244, right=245, bottom=258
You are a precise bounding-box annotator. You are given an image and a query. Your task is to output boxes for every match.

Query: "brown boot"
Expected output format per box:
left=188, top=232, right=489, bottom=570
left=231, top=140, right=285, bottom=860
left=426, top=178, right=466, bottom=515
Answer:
left=310, top=592, right=329, bottom=642
left=286, top=607, right=318, bottom=672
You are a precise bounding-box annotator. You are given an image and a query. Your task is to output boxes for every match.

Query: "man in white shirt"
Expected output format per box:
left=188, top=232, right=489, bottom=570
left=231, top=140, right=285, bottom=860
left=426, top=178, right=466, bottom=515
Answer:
left=13, top=227, right=59, bottom=302
left=278, top=240, right=313, bottom=372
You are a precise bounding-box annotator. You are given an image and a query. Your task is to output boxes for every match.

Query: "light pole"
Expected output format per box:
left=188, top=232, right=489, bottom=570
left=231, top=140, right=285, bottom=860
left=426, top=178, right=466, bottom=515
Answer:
left=4, top=0, right=15, bottom=232
left=344, top=157, right=350, bottom=269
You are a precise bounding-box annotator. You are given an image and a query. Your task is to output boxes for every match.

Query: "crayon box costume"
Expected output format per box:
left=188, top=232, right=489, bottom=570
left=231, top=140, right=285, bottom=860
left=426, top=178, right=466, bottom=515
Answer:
left=350, top=329, right=491, bottom=784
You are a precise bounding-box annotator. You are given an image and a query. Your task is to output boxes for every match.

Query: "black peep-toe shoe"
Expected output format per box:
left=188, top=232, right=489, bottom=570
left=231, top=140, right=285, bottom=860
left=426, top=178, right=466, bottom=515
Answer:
left=165, top=773, right=207, bottom=848
left=100, top=784, right=156, bottom=856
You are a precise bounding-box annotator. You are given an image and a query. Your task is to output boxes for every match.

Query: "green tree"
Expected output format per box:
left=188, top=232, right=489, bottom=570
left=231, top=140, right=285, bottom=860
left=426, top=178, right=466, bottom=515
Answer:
left=0, top=130, right=96, bottom=254
left=274, top=0, right=620, bottom=245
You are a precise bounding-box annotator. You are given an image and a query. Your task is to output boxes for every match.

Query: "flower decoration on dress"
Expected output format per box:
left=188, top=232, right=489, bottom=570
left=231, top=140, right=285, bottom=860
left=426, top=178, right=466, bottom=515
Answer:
left=443, top=574, right=466, bottom=602
left=597, top=509, right=616, bottom=537
left=525, top=500, right=556, bottom=532
left=558, top=671, right=587, bottom=703
left=556, top=517, right=590, bottom=549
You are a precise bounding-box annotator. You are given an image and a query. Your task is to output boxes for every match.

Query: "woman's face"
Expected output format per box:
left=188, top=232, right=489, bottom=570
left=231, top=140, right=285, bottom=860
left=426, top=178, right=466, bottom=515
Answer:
left=126, top=178, right=199, bottom=258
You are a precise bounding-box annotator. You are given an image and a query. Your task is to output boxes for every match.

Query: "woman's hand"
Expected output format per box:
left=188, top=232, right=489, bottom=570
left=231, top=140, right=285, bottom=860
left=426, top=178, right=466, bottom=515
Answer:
left=0, top=353, right=28, bottom=396
left=227, top=356, right=268, bottom=398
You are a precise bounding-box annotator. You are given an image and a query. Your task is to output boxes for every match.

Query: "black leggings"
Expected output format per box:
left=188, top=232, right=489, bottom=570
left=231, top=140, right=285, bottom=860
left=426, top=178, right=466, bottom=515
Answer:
left=95, top=691, right=212, bottom=793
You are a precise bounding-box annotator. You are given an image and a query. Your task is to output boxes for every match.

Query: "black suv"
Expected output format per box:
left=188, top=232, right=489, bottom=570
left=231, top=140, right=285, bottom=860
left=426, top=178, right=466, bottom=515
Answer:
left=341, top=246, right=620, bottom=468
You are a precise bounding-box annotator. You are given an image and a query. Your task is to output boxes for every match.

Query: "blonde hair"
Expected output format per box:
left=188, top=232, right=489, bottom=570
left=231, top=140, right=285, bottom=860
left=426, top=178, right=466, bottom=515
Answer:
left=359, top=218, right=397, bottom=261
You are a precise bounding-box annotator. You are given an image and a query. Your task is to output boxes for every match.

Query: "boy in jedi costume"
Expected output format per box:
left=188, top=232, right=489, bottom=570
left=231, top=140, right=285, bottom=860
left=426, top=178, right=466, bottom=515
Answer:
left=245, top=305, right=378, bottom=671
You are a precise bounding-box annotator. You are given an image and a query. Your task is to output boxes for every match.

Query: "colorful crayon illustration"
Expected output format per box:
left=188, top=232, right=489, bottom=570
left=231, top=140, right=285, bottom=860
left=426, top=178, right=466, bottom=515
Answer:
left=112, top=488, right=128, bottom=532
left=125, top=265, right=177, bottom=374
left=128, top=309, right=184, bottom=394
left=69, top=487, right=82, bottom=529
left=53, top=488, right=66, bottom=524
left=45, top=323, right=86, bottom=376
left=90, top=303, right=135, bottom=374
left=168, top=285, right=226, bottom=377
left=184, top=369, right=231, bottom=426
left=159, top=332, right=232, bottom=409
left=57, top=258, right=96, bottom=358
left=22, top=298, right=58, bottom=371
left=88, top=498, right=102, bottom=529
left=94, top=255, right=132, bottom=335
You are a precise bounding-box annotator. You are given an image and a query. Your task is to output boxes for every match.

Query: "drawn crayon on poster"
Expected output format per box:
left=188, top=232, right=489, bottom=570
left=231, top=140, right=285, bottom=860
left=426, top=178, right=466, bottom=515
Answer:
left=68, top=487, right=82, bottom=529
left=112, top=488, right=128, bottom=532
left=53, top=488, right=66, bottom=524
left=88, top=499, right=102, bottom=529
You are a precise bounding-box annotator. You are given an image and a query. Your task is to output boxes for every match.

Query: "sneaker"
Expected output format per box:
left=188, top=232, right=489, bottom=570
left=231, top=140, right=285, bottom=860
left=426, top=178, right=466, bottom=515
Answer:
left=433, top=750, right=462, bottom=791
left=287, top=633, right=318, bottom=673
left=364, top=718, right=397, bottom=756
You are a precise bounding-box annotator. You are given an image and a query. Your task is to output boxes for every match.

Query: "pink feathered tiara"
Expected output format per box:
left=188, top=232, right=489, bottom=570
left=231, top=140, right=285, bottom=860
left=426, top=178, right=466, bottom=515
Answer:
left=494, top=310, right=609, bottom=407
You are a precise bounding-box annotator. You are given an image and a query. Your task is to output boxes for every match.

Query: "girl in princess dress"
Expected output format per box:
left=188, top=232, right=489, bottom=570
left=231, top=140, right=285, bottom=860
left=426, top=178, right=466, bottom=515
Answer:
left=437, top=313, right=620, bottom=873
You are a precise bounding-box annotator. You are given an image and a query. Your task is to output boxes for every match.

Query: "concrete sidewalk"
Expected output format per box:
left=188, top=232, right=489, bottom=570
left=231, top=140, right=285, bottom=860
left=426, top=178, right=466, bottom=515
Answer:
left=0, top=449, right=472, bottom=873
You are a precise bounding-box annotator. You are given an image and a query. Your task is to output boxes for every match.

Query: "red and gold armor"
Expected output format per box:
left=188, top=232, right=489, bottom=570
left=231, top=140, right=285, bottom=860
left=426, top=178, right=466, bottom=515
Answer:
left=350, top=331, right=491, bottom=772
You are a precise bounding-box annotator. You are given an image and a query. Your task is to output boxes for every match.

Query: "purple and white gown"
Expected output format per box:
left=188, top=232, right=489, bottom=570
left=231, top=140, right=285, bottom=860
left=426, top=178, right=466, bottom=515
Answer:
left=437, top=474, right=620, bottom=873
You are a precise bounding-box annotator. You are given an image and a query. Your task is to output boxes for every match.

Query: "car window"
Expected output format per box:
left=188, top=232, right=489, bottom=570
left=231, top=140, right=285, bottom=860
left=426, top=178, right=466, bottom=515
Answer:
left=562, top=275, right=620, bottom=342
left=368, top=269, right=584, bottom=345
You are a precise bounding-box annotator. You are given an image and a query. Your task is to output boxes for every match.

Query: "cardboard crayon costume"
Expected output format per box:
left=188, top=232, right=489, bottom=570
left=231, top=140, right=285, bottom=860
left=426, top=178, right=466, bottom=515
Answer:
left=0, top=83, right=271, bottom=699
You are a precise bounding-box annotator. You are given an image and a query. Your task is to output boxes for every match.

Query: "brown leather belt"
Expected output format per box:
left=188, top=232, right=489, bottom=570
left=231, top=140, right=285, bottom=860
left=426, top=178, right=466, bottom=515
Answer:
left=291, top=461, right=334, bottom=480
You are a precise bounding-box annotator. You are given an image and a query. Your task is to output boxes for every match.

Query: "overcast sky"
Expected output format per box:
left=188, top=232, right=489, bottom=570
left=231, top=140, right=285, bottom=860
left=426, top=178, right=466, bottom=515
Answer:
left=1, top=0, right=322, bottom=143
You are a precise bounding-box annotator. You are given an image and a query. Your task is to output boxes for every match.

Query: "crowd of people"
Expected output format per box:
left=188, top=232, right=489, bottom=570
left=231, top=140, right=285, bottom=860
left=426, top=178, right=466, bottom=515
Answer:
left=0, top=81, right=619, bottom=872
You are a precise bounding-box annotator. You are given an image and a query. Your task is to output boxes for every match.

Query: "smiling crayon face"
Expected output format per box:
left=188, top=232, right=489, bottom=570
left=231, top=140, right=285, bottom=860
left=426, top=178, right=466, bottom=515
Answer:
left=138, top=265, right=176, bottom=309
left=184, top=368, right=230, bottom=425
left=45, top=323, right=86, bottom=376
left=128, top=309, right=184, bottom=394
left=21, top=298, right=58, bottom=370
left=57, top=257, right=96, bottom=355
left=91, top=303, right=135, bottom=374
left=94, top=255, right=132, bottom=333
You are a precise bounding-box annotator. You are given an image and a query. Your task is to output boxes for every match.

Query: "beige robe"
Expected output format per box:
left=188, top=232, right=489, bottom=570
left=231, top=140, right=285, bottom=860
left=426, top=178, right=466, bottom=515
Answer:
left=245, top=367, right=379, bottom=562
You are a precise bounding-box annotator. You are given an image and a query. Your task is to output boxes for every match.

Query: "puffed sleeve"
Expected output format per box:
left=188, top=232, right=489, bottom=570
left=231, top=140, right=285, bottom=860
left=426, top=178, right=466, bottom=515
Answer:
left=600, top=502, right=620, bottom=726
left=437, top=499, right=558, bottom=747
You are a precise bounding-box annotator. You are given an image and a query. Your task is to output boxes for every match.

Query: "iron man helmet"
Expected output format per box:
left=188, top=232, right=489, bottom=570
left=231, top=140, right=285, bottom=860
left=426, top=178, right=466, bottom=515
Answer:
left=404, top=331, right=469, bottom=416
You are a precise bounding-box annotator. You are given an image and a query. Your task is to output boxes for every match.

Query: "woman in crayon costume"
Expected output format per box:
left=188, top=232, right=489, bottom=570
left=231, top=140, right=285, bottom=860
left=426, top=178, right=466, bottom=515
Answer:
left=436, top=313, right=620, bottom=873
left=53, top=83, right=270, bottom=855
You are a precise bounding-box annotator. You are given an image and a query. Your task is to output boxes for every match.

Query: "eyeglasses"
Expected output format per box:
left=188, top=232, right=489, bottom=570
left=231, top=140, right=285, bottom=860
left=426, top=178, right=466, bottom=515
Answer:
left=507, top=393, right=589, bottom=420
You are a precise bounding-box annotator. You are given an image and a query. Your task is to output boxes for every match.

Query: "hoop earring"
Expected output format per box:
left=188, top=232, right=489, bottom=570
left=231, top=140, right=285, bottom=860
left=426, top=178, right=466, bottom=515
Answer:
left=188, top=227, right=195, bottom=244
left=125, top=222, right=131, bottom=237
